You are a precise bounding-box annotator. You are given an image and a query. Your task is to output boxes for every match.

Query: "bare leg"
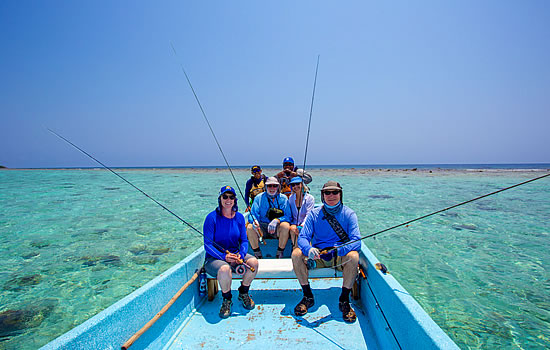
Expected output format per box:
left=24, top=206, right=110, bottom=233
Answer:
left=277, top=222, right=290, bottom=249
left=217, top=264, right=233, bottom=293
left=291, top=247, right=309, bottom=285
left=246, top=223, right=260, bottom=250
left=289, top=225, right=298, bottom=247
left=341, top=251, right=359, bottom=289
left=242, top=257, right=259, bottom=286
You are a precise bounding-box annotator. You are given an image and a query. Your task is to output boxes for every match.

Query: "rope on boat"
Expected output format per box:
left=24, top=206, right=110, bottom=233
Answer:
left=170, top=42, right=266, bottom=245
left=328, top=171, right=550, bottom=253
left=121, top=270, right=200, bottom=350
left=47, top=128, right=255, bottom=272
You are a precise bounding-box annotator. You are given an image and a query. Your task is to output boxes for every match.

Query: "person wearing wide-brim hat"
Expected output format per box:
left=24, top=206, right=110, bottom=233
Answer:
left=203, top=185, right=259, bottom=318
left=291, top=181, right=361, bottom=323
left=288, top=176, right=315, bottom=247
left=246, top=176, right=292, bottom=259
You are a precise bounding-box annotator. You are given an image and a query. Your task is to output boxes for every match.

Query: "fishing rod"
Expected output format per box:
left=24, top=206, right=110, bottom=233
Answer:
left=170, top=42, right=266, bottom=245
left=48, top=128, right=255, bottom=272
left=296, top=55, right=320, bottom=228
left=321, top=171, right=550, bottom=255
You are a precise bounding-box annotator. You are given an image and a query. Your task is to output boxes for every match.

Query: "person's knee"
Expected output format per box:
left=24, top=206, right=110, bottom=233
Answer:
left=247, top=257, right=259, bottom=269
left=291, top=247, right=305, bottom=262
left=279, top=221, right=290, bottom=231
left=345, top=250, right=359, bottom=264
left=218, top=264, right=232, bottom=278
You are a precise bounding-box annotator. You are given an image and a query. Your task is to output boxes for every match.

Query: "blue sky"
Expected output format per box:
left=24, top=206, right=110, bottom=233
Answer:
left=1, top=1, right=549, bottom=168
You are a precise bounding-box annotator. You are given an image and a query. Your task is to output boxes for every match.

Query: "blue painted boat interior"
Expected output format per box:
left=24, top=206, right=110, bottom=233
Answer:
left=41, top=242, right=458, bottom=349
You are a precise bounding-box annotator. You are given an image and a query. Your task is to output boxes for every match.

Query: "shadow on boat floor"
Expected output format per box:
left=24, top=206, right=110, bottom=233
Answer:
left=167, top=278, right=380, bottom=350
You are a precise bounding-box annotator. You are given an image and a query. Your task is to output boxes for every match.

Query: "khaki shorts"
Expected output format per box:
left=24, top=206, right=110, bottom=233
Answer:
left=311, top=255, right=345, bottom=271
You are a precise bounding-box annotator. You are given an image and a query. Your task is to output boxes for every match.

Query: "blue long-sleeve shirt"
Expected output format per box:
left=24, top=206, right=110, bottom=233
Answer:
left=297, top=204, right=362, bottom=257
left=247, top=192, right=291, bottom=224
left=203, top=209, right=248, bottom=260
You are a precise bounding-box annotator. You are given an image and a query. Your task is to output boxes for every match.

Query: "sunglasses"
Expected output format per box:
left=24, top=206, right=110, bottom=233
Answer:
left=290, top=183, right=302, bottom=187
left=222, top=194, right=235, bottom=200
left=283, top=163, right=294, bottom=167
left=323, top=190, right=340, bottom=196
left=251, top=168, right=261, bottom=173
left=267, top=184, right=279, bottom=188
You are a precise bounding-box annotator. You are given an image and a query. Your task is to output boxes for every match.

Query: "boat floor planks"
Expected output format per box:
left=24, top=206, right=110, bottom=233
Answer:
left=167, top=278, right=378, bottom=349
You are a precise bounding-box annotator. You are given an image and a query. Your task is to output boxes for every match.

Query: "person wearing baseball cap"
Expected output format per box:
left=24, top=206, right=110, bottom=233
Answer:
left=247, top=176, right=292, bottom=259
left=291, top=180, right=361, bottom=323
left=244, top=165, right=267, bottom=209
left=275, top=157, right=312, bottom=198
left=203, top=185, right=259, bottom=318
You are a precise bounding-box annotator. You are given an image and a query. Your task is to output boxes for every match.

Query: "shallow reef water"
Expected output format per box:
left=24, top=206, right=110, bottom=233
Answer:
left=0, top=167, right=549, bottom=349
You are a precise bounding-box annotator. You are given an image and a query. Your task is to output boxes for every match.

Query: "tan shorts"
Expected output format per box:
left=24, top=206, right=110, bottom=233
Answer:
left=311, top=256, right=345, bottom=271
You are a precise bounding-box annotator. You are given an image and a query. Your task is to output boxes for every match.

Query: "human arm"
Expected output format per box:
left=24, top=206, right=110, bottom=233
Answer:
left=244, top=178, right=253, bottom=207
left=203, top=212, right=226, bottom=260
left=238, top=214, right=249, bottom=259
left=299, top=194, right=315, bottom=227
left=297, top=211, right=315, bottom=257
left=296, top=169, right=312, bottom=184
left=336, top=209, right=362, bottom=256
left=248, top=194, right=262, bottom=224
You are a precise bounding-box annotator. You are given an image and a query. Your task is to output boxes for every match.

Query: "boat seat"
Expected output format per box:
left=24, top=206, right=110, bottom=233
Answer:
left=206, top=258, right=345, bottom=301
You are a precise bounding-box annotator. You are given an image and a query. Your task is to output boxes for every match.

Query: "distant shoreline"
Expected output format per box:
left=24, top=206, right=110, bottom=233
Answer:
left=2, top=163, right=549, bottom=173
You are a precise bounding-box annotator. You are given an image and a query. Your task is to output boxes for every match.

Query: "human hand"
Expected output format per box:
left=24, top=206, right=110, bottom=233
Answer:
left=225, top=252, right=240, bottom=263
left=308, top=247, right=320, bottom=260
left=253, top=219, right=260, bottom=230
left=268, top=219, right=279, bottom=234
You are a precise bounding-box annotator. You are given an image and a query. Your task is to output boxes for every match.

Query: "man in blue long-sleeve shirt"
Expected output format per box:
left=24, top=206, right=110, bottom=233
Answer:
left=292, top=180, right=360, bottom=323
left=247, top=177, right=291, bottom=259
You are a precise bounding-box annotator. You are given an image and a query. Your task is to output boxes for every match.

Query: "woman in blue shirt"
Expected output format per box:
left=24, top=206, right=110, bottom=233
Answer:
left=288, top=176, right=315, bottom=248
left=203, top=185, right=259, bottom=318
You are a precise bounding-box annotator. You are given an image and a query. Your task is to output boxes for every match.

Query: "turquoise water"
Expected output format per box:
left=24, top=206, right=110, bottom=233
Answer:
left=0, top=168, right=549, bottom=349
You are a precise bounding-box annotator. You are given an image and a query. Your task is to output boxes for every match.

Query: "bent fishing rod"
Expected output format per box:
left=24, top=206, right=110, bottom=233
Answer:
left=321, top=171, right=550, bottom=255
left=48, top=128, right=255, bottom=272
left=296, top=55, right=320, bottom=224
left=170, top=42, right=266, bottom=244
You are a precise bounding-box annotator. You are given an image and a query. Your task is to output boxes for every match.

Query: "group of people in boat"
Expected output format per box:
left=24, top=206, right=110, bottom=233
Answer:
left=203, top=157, right=361, bottom=323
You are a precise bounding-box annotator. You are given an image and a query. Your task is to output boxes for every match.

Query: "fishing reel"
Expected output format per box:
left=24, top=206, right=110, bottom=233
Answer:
left=306, top=259, right=316, bottom=270
left=234, top=264, right=247, bottom=276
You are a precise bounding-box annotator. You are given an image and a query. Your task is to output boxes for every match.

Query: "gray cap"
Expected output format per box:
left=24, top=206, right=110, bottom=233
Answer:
left=265, top=176, right=280, bottom=186
left=322, top=181, right=342, bottom=191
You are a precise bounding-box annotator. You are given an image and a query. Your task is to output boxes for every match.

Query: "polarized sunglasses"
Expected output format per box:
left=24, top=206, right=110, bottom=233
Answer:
left=323, top=190, right=340, bottom=195
left=251, top=168, right=261, bottom=173
left=222, top=194, right=235, bottom=200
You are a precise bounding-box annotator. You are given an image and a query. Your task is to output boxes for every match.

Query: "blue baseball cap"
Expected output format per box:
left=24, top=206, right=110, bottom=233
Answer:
left=289, top=176, right=303, bottom=185
left=219, top=185, right=236, bottom=197
left=283, top=157, right=294, bottom=165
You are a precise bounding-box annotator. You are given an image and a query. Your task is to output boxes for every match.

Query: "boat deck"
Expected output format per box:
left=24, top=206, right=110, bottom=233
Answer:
left=167, top=278, right=379, bottom=350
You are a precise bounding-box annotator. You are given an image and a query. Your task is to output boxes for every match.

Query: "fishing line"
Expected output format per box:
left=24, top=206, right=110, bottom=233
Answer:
left=295, top=55, right=320, bottom=226
left=170, top=42, right=265, bottom=244
left=302, top=55, right=319, bottom=176
left=325, top=171, right=550, bottom=253
left=47, top=128, right=255, bottom=272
